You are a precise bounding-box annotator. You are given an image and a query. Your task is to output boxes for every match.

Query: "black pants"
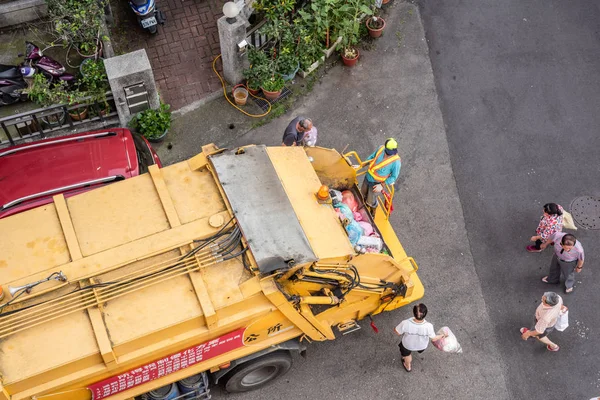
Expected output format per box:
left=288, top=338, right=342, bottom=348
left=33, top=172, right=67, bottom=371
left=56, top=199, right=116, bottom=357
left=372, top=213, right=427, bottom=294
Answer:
left=398, top=342, right=425, bottom=357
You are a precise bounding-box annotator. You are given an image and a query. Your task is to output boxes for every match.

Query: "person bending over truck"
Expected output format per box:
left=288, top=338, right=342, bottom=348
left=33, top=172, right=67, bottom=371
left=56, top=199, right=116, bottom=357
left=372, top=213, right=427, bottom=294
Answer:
left=394, top=303, right=446, bottom=372
left=282, top=117, right=313, bottom=146
left=361, top=138, right=401, bottom=210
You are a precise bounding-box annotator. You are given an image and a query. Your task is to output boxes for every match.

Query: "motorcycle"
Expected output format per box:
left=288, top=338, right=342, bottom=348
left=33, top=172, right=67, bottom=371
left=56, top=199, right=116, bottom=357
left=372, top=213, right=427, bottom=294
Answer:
left=20, top=42, right=75, bottom=83
left=129, top=0, right=166, bottom=34
left=0, top=65, right=28, bottom=106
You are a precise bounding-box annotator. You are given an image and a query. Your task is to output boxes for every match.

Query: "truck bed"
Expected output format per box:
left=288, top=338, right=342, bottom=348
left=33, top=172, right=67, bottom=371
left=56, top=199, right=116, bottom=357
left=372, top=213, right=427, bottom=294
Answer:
left=0, top=145, right=357, bottom=399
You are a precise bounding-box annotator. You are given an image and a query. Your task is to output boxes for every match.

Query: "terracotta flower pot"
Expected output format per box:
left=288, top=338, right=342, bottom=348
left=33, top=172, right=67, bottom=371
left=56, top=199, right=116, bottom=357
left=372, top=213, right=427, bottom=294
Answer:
left=367, top=17, right=386, bottom=38
left=261, top=88, right=282, bottom=101
left=341, top=48, right=360, bottom=67
left=246, top=85, right=260, bottom=96
left=69, top=106, right=88, bottom=121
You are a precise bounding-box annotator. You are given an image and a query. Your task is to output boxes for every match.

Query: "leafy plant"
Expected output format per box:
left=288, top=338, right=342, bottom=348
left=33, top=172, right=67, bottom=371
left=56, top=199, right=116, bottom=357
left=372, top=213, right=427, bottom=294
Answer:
left=343, top=47, right=358, bottom=59
left=261, top=75, right=284, bottom=92
left=276, top=49, right=299, bottom=76
left=243, top=47, right=270, bottom=88
left=129, top=104, right=172, bottom=140
left=336, top=0, right=373, bottom=53
left=80, top=59, right=109, bottom=105
left=367, top=16, right=384, bottom=30
left=296, top=25, right=325, bottom=70
left=27, top=74, right=77, bottom=107
left=45, top=0, right=106, bottom=55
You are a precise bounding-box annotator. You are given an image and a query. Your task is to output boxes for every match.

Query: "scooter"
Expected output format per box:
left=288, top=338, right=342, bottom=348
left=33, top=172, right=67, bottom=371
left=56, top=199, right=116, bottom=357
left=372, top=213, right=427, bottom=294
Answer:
left=21, top=42, right=75, bottom=83
left=129, top=0, right=166, bottom=34
left=0, top=65, right=28, bottom=106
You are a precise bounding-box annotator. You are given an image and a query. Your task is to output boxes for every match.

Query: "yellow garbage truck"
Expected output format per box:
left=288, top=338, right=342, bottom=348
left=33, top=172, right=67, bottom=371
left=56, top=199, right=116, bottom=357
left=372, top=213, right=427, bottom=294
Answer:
left=0, top=144, right=423, bottom=400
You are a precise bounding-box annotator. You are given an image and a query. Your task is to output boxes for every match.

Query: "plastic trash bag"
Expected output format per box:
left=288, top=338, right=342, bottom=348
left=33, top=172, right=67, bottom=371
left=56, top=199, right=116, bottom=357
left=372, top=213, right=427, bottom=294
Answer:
left=356, top=208, right=370, bottom=223
left=329, top=189, right=343, bottom=204
left=358, top=221, right=374, bottom=236
left=334, top=203, right=354, bottom=221
left=357, top=235, right=382, bottom=252
left=432, top=327, right=462, bottom=353
left=341, top=190, right=359, bottom=212
left=345, top=221, right=363, bottom=245
left=555, top=310, right=569, bottom=331
left=303, top=126, right=318, bottom=147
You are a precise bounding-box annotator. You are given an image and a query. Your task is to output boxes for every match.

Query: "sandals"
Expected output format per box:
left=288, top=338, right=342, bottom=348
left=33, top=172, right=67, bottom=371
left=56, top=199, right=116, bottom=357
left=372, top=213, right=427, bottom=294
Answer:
left=520, top=327, right=529, bottom=334
left=565, top=287, right=573, bottom=294
left=526, top=245, right=542, bottom=253
left=547, top=344, right=560, bottom=352
left=401, top=358, right=412, bottom=372
left=541, top=276, right=558, bottom=284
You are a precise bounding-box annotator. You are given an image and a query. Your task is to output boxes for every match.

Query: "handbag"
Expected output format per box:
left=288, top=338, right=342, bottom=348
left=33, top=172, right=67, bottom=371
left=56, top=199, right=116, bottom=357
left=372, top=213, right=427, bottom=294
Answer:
left=555, top=310, right=569, bottom=332
left=562, top=211, right=578, bottom=230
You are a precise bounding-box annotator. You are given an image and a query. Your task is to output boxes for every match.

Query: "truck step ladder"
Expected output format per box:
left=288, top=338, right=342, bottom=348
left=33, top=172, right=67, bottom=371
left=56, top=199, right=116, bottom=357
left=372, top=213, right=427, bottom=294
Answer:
left=337, top=320, right=361, bottom=335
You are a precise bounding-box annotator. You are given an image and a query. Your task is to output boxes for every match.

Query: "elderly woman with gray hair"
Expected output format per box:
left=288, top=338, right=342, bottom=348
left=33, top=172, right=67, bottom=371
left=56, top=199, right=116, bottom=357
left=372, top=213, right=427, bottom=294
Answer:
left=520, top=292, right=567, bottom=352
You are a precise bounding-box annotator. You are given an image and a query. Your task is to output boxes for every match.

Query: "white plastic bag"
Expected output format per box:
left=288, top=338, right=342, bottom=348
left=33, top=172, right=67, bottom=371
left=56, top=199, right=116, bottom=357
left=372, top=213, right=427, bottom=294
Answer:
left=432, top=326, right=463, bottom=353
left=555, top=310, right=569, bottom=332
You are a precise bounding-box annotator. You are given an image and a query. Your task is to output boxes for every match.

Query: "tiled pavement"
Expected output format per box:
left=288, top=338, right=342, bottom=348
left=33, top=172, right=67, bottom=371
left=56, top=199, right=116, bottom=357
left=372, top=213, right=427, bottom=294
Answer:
left=111, top=0, right=226, bottom=110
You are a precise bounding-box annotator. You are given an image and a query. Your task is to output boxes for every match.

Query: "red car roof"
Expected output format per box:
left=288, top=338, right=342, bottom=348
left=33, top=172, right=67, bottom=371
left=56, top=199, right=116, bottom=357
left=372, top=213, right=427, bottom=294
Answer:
left=0, top=129, right=139, bottom=218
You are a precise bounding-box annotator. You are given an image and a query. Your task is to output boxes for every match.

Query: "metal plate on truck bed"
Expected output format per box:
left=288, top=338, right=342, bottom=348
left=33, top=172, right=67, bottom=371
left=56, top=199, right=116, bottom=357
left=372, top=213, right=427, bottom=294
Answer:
left=210, top=146, right=317, bottom=274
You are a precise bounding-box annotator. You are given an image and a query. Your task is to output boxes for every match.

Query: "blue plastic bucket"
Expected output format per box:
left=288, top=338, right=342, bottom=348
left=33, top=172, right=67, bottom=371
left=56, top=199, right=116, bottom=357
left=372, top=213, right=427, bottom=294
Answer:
left=177, top=373, right=208, bottom=394
left=146, top=383, right=180, bottom=400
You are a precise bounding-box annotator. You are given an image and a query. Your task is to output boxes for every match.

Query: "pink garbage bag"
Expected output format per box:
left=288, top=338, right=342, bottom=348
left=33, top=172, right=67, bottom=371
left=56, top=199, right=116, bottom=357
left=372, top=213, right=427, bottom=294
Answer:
left=356, top=208, right=370, bottom=222
left=432, top=327, right=463, bottom=353
left=358, top=221, right=373, bottom=236
left=341, top=190, right=358, bottom=212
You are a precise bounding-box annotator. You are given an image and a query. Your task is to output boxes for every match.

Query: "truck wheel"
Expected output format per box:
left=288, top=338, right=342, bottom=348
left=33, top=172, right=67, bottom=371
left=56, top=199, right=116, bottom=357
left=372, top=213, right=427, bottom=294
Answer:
left=224, top=351, right=292, bottom=393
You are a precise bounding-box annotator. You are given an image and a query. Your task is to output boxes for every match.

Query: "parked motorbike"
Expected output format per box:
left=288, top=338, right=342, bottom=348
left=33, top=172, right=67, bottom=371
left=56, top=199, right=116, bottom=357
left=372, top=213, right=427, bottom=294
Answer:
left=129, top=0, right=166, bottom=34
left=21, top=42, right=75, bottom=83
left=0, top=65, right=28, bottom=106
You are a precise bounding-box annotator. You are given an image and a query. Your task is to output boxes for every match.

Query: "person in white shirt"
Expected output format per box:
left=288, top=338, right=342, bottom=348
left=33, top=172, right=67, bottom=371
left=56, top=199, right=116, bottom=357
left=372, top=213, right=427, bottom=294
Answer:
left=394, top=303, right=446, bottom=372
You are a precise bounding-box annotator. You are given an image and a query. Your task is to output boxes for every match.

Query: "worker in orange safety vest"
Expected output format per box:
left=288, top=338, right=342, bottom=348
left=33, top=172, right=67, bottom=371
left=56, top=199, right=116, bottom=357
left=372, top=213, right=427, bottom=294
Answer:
left=360, top=138, right=401, bottom=209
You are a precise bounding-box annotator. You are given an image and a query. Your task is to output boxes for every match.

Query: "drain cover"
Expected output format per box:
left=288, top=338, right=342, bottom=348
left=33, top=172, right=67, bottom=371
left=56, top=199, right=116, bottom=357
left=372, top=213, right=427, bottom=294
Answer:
left=570, top=196, right=600, bottom=230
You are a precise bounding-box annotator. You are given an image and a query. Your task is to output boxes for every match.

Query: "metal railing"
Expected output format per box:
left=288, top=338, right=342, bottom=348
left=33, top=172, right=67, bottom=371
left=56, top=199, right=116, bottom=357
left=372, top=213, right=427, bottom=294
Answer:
left=344, top=150, right=395, bottom=219
left=245, top=19, right=269, bottom=49
left=0, top=92, right=118, bottom=148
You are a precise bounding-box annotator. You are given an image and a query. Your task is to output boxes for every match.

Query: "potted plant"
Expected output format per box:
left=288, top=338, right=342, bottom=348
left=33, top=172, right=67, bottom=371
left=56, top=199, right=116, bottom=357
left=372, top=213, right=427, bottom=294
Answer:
left=276, top=50, right=300, bottom=81
left=297, top=27, right=326, bottom=78
left=260, top=74, right=285, bottom=101
left=129, top=103, right=172, bottom=143
left=26, top=74, right=68, bottom=127
left=337, top=0, right=372, bottom=67
left=79, top=58, right=109, bottom=110
left=46, top=0, right=106, bottom=59
left=243, top=48, right=269, bottom=96
left=366, top=16, right=386, bottom=38
left=298, top=0, right=344, bottom=58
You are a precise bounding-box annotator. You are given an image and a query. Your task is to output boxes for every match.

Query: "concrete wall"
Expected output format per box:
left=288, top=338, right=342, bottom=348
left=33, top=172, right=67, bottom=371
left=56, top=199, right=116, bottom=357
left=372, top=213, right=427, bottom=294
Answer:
left=0, top=0, right=47, bottom=29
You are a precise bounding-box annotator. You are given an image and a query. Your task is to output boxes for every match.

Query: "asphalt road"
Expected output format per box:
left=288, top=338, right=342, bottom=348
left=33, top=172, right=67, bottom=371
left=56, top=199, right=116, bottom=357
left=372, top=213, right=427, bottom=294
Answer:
left=158, top=0, right=599, bottom=399
left=417, top=0, right=600, bottom=398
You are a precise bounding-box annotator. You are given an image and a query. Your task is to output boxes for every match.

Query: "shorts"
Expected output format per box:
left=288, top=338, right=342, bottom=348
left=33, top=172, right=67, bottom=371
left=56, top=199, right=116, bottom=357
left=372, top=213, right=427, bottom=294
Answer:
left=398, top=341, right=425, bottom=357
left=533, top=320, right=554, bottom=339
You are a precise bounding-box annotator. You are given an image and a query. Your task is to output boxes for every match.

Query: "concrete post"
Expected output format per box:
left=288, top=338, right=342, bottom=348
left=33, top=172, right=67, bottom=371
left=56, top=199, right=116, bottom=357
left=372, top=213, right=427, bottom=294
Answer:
left=103, top=49, right=160, bottom=127
left=217, top=16, right=247, bottom=85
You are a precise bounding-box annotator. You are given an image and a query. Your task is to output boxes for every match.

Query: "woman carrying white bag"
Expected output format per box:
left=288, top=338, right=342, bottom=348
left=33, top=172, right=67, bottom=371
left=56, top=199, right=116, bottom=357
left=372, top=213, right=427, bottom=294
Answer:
left=520, top=292, right=568, bottom=352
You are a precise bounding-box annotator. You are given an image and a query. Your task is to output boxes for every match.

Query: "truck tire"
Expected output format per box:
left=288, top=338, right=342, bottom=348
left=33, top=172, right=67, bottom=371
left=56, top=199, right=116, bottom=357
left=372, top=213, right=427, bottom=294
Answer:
left=223, top=351, right=292, bottom=393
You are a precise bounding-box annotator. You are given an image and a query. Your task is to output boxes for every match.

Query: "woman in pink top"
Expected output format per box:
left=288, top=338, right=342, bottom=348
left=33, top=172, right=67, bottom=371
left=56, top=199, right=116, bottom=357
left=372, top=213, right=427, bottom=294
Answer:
left=527, top=203, right=563, bottom=253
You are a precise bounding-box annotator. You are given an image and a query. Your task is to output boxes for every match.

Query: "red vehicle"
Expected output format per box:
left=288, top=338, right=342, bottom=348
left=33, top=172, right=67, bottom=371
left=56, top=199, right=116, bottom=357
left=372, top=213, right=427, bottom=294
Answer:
left=0, top=128, right=161, bottom=219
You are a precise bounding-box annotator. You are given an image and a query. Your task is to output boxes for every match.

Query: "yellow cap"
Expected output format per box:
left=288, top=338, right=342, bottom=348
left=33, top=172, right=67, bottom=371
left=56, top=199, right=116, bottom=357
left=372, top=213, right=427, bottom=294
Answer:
left=385, top=138, right=398, bottom=150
